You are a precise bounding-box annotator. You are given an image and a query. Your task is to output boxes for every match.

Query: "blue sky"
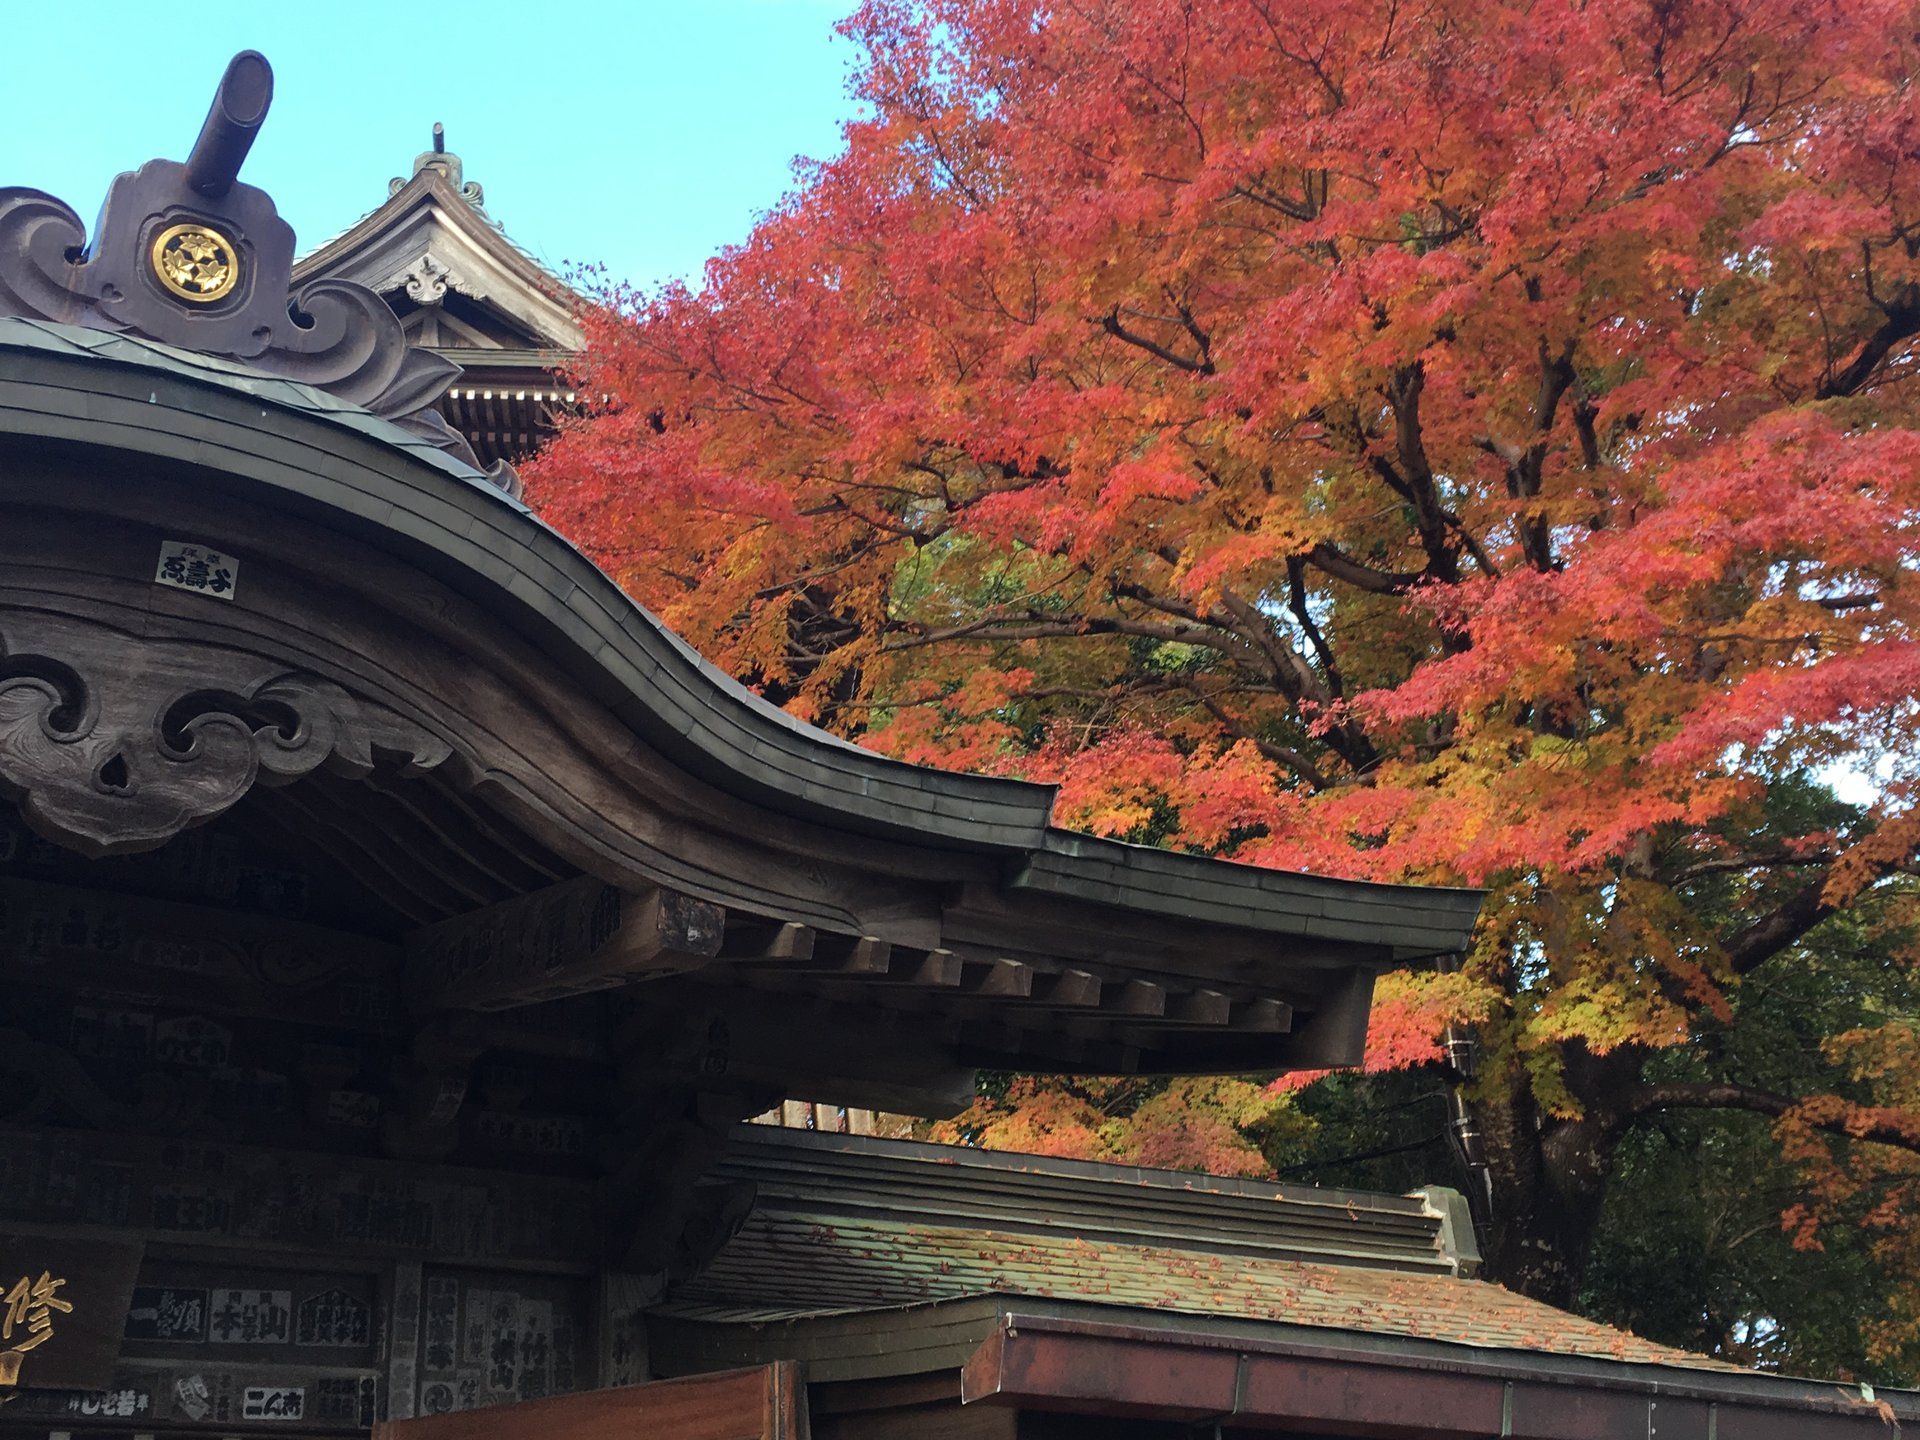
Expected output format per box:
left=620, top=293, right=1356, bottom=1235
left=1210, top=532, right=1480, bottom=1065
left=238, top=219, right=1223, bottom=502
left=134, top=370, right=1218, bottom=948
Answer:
left=3, top=1, right=861, bottom=292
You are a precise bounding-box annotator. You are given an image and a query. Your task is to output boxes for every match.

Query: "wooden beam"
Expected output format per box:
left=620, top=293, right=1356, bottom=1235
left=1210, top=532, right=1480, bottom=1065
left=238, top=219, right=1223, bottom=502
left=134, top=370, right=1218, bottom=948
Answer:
left=0, top=873, right=407, bottom=1032
left=733, top=932, right=892, bottom=978
left=957, top=957, right=1033, bottom=998
left=1069, top=984, right=1235, bottom=1043
left=1233, top=997, right=1293, bottom=1033
left=954, top=1018, right=1139, bottom=1073
left=1172, top=988, right=1232, bottom=1025
left=1030, top=968, right=1101, bottom=1008
left=819, top=934, right=892, bottom=977
left=722, top=921, right=816, bottom=963
left=875, top=947, right=962, bottom=987
left=404, top=875, right=724, bottom=1013
left=1113, top=979, right=1168, bottom=1016
left=953, top=967, right=1101, bottom=1009
left=619, top=983, right=976, bottom=1116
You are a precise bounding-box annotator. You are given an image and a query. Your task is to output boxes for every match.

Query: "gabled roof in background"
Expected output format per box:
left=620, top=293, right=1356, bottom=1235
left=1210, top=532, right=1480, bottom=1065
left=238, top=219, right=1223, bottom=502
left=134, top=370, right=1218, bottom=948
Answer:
left=651, top=1127, right=1728, bottom=1378
left=294, top=127, right=585, bottom=354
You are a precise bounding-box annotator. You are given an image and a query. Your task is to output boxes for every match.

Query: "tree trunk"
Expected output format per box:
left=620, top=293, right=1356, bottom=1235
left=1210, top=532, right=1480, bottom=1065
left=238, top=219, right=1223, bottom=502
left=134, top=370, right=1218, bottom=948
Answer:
left=1474, top=1053, right=1635, bottom=1308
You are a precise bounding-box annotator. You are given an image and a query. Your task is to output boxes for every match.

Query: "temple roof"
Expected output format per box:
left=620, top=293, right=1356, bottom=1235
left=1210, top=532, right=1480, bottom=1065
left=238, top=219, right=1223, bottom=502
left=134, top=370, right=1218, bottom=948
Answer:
left=294, top=124, right=585, bottom=355
left=0, top=49, right=1479, bottom=1101
left=0, top=314, right=1480, bottom=958
left=650, top=1128, right=1741, bottom=1380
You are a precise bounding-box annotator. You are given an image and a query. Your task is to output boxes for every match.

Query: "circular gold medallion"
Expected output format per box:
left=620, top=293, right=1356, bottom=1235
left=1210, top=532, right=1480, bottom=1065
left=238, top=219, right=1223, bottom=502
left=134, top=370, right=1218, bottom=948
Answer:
left=150, top=222, right=240, bottom=303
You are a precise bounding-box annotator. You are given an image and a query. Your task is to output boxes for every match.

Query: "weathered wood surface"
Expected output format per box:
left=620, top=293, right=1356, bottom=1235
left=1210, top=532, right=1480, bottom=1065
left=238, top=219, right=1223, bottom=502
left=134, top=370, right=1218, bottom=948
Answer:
left=0, top=492, right=954, bottom=931
left=620, top=987, right=978, bottom=1117
left=0, top=608, right=449, bottom=860
left=0, top=462, right=1412, bottom=1080
left=374, top=1362, right=804, bottom=1440
left=812, top=1372, right=1017, bottom=1439
left=0, top=869, right=401, bottom=1009
left=0, top=1125, right=601, bottom=1266
left=404, top=876, right=724, bottom=1013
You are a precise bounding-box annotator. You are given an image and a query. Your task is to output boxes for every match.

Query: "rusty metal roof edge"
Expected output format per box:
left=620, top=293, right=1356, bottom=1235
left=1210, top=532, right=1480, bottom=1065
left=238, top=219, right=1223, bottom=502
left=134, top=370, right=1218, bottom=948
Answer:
left=647, top=1293, right=1908, bottom=1410
left=988, top=1307, right=1920, bottom=1417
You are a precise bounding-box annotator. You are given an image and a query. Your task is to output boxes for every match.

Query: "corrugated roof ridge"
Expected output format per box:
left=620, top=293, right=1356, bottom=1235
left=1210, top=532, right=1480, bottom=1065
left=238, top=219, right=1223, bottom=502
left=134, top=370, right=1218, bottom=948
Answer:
left=717, top=1126, right=1455, bottom=1273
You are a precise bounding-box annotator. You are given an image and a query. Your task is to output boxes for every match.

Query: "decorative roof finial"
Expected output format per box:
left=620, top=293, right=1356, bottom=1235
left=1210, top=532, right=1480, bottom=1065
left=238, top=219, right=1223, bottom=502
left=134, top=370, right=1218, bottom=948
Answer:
left=390, top=125, right=487, bottom=213
left=185, top=51, right=273, bottom=200
left=0, top=49, right=519, bottom=495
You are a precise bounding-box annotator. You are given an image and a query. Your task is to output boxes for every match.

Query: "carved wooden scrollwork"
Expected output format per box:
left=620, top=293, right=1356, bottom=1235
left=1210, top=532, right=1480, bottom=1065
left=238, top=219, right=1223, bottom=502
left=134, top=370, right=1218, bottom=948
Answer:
left=0, top=51, right=523, bottom=496
left=0, top=614, right=450, bottom=858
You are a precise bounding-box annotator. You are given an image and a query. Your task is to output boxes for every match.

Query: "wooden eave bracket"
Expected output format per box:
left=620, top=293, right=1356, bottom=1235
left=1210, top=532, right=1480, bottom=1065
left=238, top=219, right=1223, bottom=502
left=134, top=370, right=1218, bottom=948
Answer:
left=402, top=874, right=724, bottom=1014
left=397, top=868, right=1341, bottom=1079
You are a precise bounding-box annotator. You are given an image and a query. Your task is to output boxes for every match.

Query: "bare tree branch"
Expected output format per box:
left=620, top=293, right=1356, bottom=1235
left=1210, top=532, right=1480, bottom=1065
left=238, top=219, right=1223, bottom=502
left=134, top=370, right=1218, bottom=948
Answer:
left=1188, top=685, right=1334, bottom=790
left=1722, top=871, right=1840, bottom=975
left=1818, top=278, right=1920, bottom=399
left=882, top=613, right=1235, bottom=654
left=1668, top=851, right=1838, bottom=884
left=1096, top=307, right=1216, bottom=374
left=1627, top=1082, right=1920, bottom=1153
left=1305, top=541, right=1424, bottom=595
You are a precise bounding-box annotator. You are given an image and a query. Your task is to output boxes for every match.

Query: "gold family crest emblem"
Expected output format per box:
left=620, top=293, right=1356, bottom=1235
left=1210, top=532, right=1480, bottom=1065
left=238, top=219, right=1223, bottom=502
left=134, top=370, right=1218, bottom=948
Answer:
left=150, top=222, right=240, bottom=302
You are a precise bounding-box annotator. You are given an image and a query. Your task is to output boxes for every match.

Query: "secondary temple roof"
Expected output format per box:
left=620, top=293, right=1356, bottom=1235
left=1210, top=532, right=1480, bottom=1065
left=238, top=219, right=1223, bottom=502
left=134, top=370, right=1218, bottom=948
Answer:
left=293, top=122, right=584, bottom=468
left=654, top=1127, right=1726, bottom=1373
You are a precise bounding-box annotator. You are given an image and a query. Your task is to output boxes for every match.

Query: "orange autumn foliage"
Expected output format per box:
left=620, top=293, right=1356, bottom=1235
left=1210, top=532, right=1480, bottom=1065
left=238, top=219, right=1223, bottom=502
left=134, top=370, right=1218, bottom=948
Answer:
left=530, top=0, right=1920, bottom=1330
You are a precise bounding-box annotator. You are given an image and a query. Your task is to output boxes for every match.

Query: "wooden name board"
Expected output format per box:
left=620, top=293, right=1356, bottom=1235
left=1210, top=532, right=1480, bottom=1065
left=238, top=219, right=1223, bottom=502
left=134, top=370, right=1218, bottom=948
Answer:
left=0, top=1233, right=142, bottom=1390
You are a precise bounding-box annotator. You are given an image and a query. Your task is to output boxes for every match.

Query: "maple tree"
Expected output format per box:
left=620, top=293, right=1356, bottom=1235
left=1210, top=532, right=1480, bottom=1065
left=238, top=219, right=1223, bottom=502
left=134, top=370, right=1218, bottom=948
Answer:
left=530, top=0, right=1920, bottom=1360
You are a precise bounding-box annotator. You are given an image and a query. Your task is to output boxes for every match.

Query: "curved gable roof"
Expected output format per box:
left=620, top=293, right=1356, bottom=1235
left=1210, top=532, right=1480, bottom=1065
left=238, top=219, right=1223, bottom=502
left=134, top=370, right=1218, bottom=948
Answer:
left=0, top=315, right=1482, bottom=961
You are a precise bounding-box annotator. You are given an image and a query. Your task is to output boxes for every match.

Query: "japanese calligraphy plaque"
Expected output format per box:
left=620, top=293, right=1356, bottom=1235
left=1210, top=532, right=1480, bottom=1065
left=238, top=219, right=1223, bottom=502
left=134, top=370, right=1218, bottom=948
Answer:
left=0, top=1234, right=143, bottom=1390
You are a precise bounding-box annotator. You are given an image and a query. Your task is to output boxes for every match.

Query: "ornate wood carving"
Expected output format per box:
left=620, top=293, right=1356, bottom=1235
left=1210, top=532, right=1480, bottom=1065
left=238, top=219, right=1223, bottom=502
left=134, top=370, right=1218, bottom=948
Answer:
left=0, top=53, right=520, bottom=493
left=0, top=613, right=450, bottom=858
